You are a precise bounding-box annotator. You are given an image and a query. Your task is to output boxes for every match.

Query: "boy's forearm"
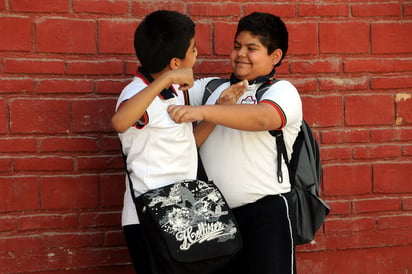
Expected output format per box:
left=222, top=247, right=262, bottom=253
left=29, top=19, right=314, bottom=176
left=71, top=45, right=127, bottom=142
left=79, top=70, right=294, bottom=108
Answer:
left=201, top=104, right=282, bottom=131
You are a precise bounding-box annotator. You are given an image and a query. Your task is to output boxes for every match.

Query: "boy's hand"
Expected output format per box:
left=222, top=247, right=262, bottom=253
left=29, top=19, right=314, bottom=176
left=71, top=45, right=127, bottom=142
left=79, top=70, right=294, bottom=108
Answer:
left=216, top=80, right=247, bottom=105
left=168, top=105, right=203, bottom=123
left=167, top=67, right=194, bottom=90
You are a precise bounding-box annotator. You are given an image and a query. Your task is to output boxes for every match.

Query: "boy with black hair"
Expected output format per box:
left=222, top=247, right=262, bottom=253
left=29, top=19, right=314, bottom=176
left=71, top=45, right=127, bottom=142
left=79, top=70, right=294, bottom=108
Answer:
left=169, top=12, right=301, bottom=274
left=111, top=10, right=198, bottom=274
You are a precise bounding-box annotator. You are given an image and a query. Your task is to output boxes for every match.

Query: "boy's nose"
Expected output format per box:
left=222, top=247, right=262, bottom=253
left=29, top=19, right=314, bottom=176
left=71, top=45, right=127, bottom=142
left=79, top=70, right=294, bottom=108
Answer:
left=238, top=48, right=247, bottom=57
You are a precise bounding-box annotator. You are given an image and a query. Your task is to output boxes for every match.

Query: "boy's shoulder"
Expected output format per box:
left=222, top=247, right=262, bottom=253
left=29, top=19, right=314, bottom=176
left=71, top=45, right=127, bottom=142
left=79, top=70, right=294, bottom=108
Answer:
left=116, top=76, right=147, bottom=105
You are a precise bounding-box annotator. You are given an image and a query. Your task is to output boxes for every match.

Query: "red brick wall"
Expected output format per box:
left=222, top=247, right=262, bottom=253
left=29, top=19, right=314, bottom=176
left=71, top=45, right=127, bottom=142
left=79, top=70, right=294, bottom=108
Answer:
left=1, top=0, right=411, bottom=273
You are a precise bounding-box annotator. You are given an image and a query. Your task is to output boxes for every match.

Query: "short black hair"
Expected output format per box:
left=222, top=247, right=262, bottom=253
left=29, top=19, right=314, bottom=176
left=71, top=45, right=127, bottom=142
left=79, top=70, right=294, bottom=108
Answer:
left=235, top=12, right=288, bottom=67
left=134, top=10, right=195, bottom=73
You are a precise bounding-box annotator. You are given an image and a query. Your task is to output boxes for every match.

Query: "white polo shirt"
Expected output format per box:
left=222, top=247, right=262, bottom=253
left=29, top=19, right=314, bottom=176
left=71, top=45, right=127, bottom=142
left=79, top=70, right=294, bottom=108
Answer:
left=189, top=79, right=302, bottom=208
left=117, top=75, right=197, bottom=226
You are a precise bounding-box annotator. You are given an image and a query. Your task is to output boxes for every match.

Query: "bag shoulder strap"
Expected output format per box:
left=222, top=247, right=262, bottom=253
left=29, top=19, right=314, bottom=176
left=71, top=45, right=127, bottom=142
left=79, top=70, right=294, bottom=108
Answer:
left=202, top=78, right=229, bottom=105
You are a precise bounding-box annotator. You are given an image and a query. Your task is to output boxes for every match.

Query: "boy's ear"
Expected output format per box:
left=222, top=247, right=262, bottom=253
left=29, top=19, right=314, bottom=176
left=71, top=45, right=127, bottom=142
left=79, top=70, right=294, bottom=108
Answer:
left=271, top=49, right=283, bottom=66
left=169, top=57, right=181, bottom=70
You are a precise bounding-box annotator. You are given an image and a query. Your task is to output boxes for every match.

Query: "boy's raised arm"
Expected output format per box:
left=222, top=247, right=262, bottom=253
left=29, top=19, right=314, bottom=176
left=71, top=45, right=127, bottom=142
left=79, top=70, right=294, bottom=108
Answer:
left=111, top=67, right=194, bottom=133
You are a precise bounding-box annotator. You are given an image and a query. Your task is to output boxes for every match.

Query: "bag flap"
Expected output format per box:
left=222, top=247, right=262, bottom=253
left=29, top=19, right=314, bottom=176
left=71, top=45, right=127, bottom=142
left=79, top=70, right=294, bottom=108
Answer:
left=138, top=180, right=242, bottom=263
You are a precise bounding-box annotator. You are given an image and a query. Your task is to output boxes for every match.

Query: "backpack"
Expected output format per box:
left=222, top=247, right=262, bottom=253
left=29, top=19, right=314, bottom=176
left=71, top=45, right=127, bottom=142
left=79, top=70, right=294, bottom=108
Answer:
left=201, top=78, right=330, bottom=245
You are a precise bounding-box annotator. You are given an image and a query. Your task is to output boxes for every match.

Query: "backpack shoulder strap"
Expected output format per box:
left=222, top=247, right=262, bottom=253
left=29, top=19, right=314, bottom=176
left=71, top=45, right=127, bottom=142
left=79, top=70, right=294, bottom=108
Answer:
left=255, top=79, right=280, bottom=102
left=202, top=78, right=229, bottom=105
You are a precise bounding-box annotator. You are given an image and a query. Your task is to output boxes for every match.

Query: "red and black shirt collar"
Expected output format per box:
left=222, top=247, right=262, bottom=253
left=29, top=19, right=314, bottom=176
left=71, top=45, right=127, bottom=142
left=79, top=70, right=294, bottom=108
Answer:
left=135, top=66, right=178, bottom=99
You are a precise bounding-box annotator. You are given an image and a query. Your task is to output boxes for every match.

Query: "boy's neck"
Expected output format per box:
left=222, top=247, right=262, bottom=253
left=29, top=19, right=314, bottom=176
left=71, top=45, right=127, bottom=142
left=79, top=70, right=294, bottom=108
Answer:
left=230, top=69, right=276, bottom=85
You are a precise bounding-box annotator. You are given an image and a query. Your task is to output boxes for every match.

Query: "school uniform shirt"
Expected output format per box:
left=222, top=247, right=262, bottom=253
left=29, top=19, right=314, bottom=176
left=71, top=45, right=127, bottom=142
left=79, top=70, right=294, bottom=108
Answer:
left=189, top=78, right=302, bottom=208
left=117, top=75, right=197, bottom=226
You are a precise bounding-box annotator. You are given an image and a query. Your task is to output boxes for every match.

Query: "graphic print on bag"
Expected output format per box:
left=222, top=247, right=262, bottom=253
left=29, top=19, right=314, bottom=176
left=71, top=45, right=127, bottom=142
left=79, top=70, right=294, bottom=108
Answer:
left=140, top=180, right=238, bottom=252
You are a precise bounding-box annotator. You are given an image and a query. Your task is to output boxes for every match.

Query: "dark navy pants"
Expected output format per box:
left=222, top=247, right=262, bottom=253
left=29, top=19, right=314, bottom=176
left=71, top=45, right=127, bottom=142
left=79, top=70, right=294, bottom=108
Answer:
left=216, top=194, right=295, bottom=274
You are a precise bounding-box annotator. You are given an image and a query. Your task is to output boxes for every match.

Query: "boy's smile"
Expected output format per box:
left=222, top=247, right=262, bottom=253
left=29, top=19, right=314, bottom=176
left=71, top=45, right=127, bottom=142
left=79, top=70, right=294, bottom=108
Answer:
left=230, top=31, right=281, bottom=81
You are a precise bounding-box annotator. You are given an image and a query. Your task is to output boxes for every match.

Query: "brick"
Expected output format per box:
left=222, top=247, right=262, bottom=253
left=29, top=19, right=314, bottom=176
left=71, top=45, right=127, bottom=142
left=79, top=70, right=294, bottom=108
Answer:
left=352, top=198, right=400, bottom=214
left=353, top=144, right=401, bottom=159
left=325, top=217, right=375, bottom=233
left=72, top=99, right=116, bottom=132
left=66, top=60, right=123, bottom=75
left=372, top=22, right=412, bottom=53
left=189, top=3, right=241, bottom=17
left=96, top=80, right=128, bottom=95
left=77, top=155, right=124, bottom=171
left=287, top=23, right=318, bottom=55
left=0, top=233, right=103, bottom=253
left=405, top=3, right=412, bottom=16
left=403, top=197, right=412, bottom=210
left=0, top=158, right=11, bottom=173
left=344, top=58, right=412, bottom=73
left=101, top=135, right=121, bottom=152
left=326, top=200, right=351, bottom=215
left=0, top=78, right=33, bottom=93
left=79, top=212, right=121, bottom=228
left=297, top=246, right=412, bottom=273
left=0, top=138, right=36, bottom=152
left=17, top=214, right=78, bottom=231
left=195, top=23, right=212, bottom=55
left=0, top=16, right=31, bottom=51
left=37, top=79, right=93, bottom=94
left=323, top=164, right=372, bottom=196
left=213, top=22, right=237, bottom=56
left=0, top=216, right=16, bottom=231
left=98, top=19, right=137, bottom=54
left=0, top=177, right=39, bottom=212
left=100, top=173, right=124, bottom=208
left=299, top=4, right=349, bottom=17
left=321, top=146, right=353, bottom=161
left=321, top=129, right=370, bottom=144
left=320, top=22, right=369, bottom=53
left=377, top=215, right=412, bottom=229
left=194, top=59, right=232, bottom=76
left=371, top=128, right=412, bottom=142
left=133, top=1, right=185, bottom=16
left=301, top=96, right=343, bottom=127
left=319, top=76, right=369, bottom=91
left=40, top=137, right=100, bottom=153
left=352, top=3, right=401, bottom=17
left=41, top=175, right=99, bottom=209
left=289, top=78, right=318, bottom=93
left=0, top=100, right=7, bottom=135
left=73, top=0, right=129, bottom=15
left=371, top=76, right=412, bottom=89
left=10, top=99, right=70, bottom=133
left=396, top=93, right=412, bottom=125
left=5, top=58, right=65, bottom=74
left=36, top=18, right=96, bottom=54
left=290, top=58, right=341, bottom=74
left=0, top=247, right=132, bottom=273
left=345, top=95, right=394, bottom=126
left=105, top=230, right=125, bottom=246
left=404, top=145, right=412, bottom=157
left=10, top=0, right=69, bottom=12
left=374, top=163, right=412, bottom=193
left=14, top=157, right=74, bottom=171
left=126, top=61, right=139, bottom=75
left=244, top=4, right=295, bottom=18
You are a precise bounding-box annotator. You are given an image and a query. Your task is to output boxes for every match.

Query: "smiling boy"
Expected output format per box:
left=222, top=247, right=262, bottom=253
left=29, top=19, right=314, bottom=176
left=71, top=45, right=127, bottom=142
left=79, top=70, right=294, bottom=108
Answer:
left=169, top=12, right=302, bottom=274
